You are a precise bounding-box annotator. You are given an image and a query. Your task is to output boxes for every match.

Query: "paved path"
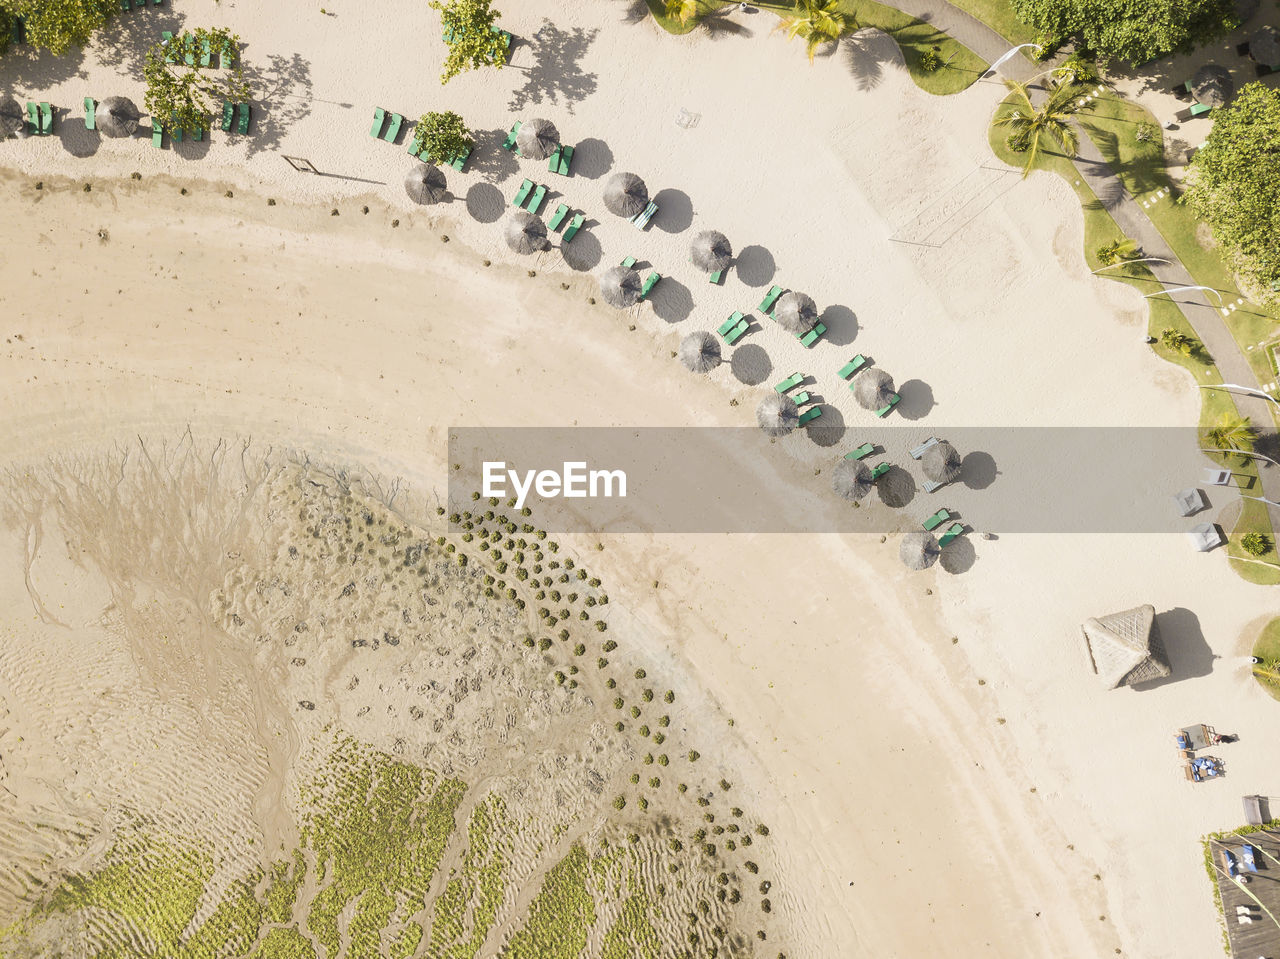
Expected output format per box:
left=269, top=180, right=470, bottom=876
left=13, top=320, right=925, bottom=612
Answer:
left=890, top=0, right=1280, bottom=518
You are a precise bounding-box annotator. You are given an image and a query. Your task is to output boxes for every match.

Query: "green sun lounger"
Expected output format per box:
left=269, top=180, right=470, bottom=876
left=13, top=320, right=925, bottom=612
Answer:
left=502, top=120, right=522, bottom=150
left=549, top=143, right=574, bottom=175
left=709, top=269, right=724, bottom=284
left=724, top=318, right=750, bottom=345
left=185, top=42, right=195, bottom=66
left=237, top=102, right=250, bottom=134
left=639, top=272, right=661, bottom=300
left=370, top=107, right=385, bottom=138
left=799, top=322, right=827, bottom=348
left=84, top=97, right=96, bottom=130
left=798, top=406, right=823, bottom=426
left=774, top=372, right=803, bottom=394
left=876, top=393, right=901, bottom=418
left=120, top=0, right=129, bottom=10
left=923, top=508, right=951, bottom=532
left=221, top=101, right=234, bottom=132
left=151, top=120, right=163, bottom=147
left=200, top=37, right=212, bottom=67
left=449, top=143, right=471, bottom=171
left=870, top=462, right=891, bottom=480
left=192, top=124, right=204, bottom=141
left=512, top=178, right=533, bottom=207
left=162, top=31, right=175, bottom=63
left=171, top=115, right=183, bottom=142
left=937, top=523, right=964, bottom=548
left=383, top=112, right=403, bottom=143
left=39, top=102, right=53, bottom=135
left=621, top=256, right=636, bottom=269
left=1189, top=102, right=1212, bottom=117
left=791, top=391, right=811, bottom=405
left=527, top=183, right=547, bottom=213
left=221, top=38, right=234, bottom=65
left=838, top=355, right=868, bottom=379
left=718, top=311, right=744, bottom=337
left=25, top=101, right=38, bottom=135
left=845, top=443, right=874, bottom=460
left=758, top=285, right=783, bottom=315
left=407, top=135, right=423, bottom=157
left=548, top=203, right=570, bottom=231
left=562, top=213, right=585, bottom=243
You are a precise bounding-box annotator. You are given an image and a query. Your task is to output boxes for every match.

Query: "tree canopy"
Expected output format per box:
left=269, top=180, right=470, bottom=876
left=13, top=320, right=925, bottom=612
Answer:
left=1184, top=83, right=1280, bottom=303
left=431, top=0, right=508, bottom=85
left=143, top=28, right=250, bottom=134
left=413, top=111, right=472, bottom=163
left=1009, top=0, right=1237, bottom=63
left=0, top=0, right=118, bottom=55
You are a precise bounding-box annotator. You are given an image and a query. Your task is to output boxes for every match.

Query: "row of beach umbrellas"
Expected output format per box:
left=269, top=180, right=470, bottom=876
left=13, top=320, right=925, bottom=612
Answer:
left=1, top=95, right=141, bottom=138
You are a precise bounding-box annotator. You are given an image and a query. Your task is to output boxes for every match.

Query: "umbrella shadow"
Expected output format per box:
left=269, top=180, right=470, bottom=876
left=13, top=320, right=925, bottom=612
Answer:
left=960, top=451, right=998, bottom=490
left=239, top=52, right=315, bottom=159
left=649, top=276, right=693, bottom=323
left=561, top=228, right=604, bottom=272
left=651, top=187, right=694, bottom=234
left=876, top=466, right=917, bottom=508
left=1131, top=607, right=1217, bottom=688
left=465, top=182, right=505, bottom=223
left=734, top=244, right=776, bottom=287
left=55, top=111, right=103, bottom=157
left=731, top=343, right=771, bottom=385
left=469, top=128, right=521, bottom=184
left=570, top=136, right=613, bottom=180
left=842, top=29, right=900, bottom=91
left=819, top=303, right=858, bottom=346
left=806, top=408, right=845, bottom=447
left=939, top=535, right=977, bottom=574
left=171, top=133, right=212, bottom=161
left=895, top=379, right=935, bottom=421
left=507, top=20, right=600, bottom=113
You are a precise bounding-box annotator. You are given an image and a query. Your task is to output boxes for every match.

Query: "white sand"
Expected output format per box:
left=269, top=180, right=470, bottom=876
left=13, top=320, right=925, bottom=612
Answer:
left=1, top=1, right=1277, bottom=956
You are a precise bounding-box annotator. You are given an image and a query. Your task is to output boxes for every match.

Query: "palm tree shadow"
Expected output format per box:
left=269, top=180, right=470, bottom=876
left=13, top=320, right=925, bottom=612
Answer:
left=614, top=0, right=650, bottom=25
left=699, top=7, right=753, bottom=40
left=842, top=30, right=899, bottom=91
left=507, top=20, right=599, bottom=113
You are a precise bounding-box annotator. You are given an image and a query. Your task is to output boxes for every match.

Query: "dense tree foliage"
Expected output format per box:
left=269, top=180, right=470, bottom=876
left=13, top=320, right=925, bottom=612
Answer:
left=413, top=110, right=472, bottom=163
left=1184, top=84, right=1280, bottom=303
left=1010, top=0, right=1236, bottom=63
left=0, top=0, right=117, bottom=55
left=143, top=28, right=250, bottom=134
left=431, top=0, right=507, bottom=85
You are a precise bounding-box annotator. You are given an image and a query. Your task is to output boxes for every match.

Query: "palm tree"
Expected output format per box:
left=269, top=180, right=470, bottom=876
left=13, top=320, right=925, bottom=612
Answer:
left=663, top=0, right=702, bottom=26
left=1095, top=237, right=1138, bottom=266
left=994, top=80, right=1083, bottom=177
left=1204, top=414, right=1256, bottom=460
left=775, top=0, right=851, bottom=62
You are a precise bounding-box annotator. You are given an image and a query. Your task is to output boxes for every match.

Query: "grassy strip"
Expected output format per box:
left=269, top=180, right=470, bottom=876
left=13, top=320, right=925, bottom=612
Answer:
left=502, top=844, right=596, bottom=959
left=644, top=0, right=988, bottom=95
left=1251, top=617, right=1280, bottom=700
left=990, top=92, right=1279, bottom=583
left=1076, top=92, right=1280, bottom=384
left=941, top=0, right=1035, bottom=45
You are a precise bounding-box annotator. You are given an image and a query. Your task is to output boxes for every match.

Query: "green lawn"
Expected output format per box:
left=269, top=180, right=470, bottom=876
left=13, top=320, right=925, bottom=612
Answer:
left=941, top=0, right=1036, bottom=46
left=1251, top=617, right=1280, bottom=699
left=644, top=0, right=988, bottom=95
left=990, top=91, right=1279, bottom=583
left=1076, top=93, right=1280, bottom=384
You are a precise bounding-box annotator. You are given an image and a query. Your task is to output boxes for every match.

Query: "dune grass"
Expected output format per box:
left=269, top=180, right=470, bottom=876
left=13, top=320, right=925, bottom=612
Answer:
left=644, top=0, right=988, bottom=95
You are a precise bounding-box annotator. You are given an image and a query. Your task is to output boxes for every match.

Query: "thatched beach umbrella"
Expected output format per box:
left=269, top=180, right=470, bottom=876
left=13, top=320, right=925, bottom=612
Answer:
left=900, top=531, right=941, bottom=570
left=756, top=392, right=799, bottom=437
left=921, top=440, right=962, bottom=484
left=604, top=172, right=648, bottom=218
left=852, top=368, right=896, bottom=411
left=690, top=230, right=733, bottom=273
left=1250, top=26, right=1280, bottom=68
left=0, top=97, right=24, bottom=138
left=1191, top=64, right=1234, bottom=108
left=679, top=331, right=721, bottom=374
left=97, top=96, right=140, bottom=138
left=504, top=209, right=547, bottom=255
left=599, top=264, right=642, bottom=309
left=404, top=162, right=448, bottom=204
left=832, top=458, right=873, bottom=501
left=516, top=117, right=560, bottom=160
left=773, top=292, right=817, bottom=334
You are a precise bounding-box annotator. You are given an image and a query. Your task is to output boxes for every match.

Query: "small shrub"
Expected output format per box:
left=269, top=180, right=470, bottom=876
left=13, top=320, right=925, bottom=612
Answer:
left=1242, top=531, right=1272, bottom=556
left=688, top=750, right=700, bottom=762
left=919, top=49, right=942, bottom=71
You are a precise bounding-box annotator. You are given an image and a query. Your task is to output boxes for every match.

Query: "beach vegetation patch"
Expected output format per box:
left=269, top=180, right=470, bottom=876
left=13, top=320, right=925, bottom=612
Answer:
left=1008, top=0, right=1237, bottom=63
left=432, top=0, right=508, bottom=84
left=144, top=28, right=251, bottom=138
left=415, top=110, right=475, bottom=164
left=1, top=0, right=117, bottom=55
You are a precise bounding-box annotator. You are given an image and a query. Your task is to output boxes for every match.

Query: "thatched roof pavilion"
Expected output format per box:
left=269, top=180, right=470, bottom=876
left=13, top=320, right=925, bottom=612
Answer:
left=1080, top=604, right=1171, bottom=688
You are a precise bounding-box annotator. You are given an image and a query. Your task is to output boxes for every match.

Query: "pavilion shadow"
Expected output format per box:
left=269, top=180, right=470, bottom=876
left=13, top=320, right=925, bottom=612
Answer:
left=1131, top=607, right=1216, bottom=688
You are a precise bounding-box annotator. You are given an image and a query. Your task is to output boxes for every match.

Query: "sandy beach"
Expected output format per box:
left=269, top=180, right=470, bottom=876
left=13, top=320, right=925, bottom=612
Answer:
left=1, top=1, right=1278, bottom=957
